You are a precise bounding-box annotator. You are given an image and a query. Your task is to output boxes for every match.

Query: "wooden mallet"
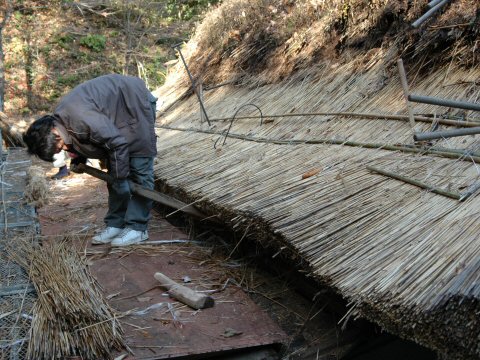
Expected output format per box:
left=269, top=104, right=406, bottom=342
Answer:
left=154, top=272, right=214, bottom=310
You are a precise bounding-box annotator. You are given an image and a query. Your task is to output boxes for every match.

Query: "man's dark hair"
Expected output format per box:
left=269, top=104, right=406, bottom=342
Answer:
left=22, top=115, right=57, bottom=162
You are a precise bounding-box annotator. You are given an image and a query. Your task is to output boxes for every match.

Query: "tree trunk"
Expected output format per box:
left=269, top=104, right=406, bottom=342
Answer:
left=123, top=4, right=132, bottom=75
left=24, top=32, right=33, bottom=110
left=0, top=27, right=5, bottom=112
left=0, top=2, right=12, bottom=113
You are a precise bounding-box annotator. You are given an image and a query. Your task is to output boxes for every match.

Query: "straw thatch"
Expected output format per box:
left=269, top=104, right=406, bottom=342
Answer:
left=9, top=238, right=125, bottom=359
left=24, top=166, right=50, bottom=207
left=154, top=1, right=480, bottom=358
left=0, top=112, right=33, bottom=147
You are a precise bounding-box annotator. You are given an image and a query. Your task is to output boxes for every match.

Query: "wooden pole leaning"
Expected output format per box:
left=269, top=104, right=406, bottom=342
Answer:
left=198, top=81, right=206, bottom=124
left=397, top=58, right=416, bottom=132
left=77, top=164, right=209, bottom=220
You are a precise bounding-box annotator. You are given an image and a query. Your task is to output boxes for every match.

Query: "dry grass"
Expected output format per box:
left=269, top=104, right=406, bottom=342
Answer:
left=163, top=0, right=479, bottom=92
left=0, top=112, right=32, bottom=147
left=24, top=166, right=49, bottom=208
left=8, top=237, right=125, bottom=359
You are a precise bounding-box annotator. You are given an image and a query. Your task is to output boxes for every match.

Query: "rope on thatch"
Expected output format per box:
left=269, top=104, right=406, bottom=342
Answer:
left=8, top=238, right=125, bottom=359
left=207, top=111, right=480, bottom=128
left=159, top=125, right=480, bottom=163
left=24, top=166, right=49, bottom=207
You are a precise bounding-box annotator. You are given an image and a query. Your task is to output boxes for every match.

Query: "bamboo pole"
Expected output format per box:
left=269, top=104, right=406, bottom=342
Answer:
left=408, top=94, right=480, bottom=112
left=412, top=0, right=451, bottom=28
left=428, top=0, right=444, bottom=7
left=459, top=182, right=480, bottom=202
left=206, top=111, right=480, bottom=128
left=366, top=165, right=461, bottom=200
left=159, top=125, right=480, bottom=163
left=414, top=127, right=480, bottom=141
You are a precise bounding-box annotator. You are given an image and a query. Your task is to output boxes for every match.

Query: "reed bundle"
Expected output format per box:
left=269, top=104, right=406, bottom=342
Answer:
left=9, top=238, right=125, bottom=359
left=0, top=113, right=32, bottom=147
left=24, top=166, right=50, bottom=207
left=155, top=50, right=480, bottom=359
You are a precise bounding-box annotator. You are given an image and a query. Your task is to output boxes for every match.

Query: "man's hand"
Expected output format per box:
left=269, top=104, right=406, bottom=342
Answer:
left=70, top=163, right=85, bottom=174
left=70, top=155, right=87, bottom=173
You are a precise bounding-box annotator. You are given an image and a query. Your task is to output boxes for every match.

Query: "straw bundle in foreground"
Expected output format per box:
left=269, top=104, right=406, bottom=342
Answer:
left=9, top=238, right=125, bottom=359
left=24, top=166, right=49, bottom=207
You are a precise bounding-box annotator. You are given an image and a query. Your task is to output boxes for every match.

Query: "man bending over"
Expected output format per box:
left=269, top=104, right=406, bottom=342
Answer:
left=23, top=74, right=158, bottom=246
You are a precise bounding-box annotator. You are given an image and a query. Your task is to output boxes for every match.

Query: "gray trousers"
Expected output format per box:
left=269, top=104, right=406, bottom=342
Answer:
left=105, top=157, right=154, bottom=231
left=105, top=92, right=157, bottom=231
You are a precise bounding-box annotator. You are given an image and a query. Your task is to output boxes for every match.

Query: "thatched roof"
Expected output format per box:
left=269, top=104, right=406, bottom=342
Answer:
left=155, top=0, right=480, bottom=358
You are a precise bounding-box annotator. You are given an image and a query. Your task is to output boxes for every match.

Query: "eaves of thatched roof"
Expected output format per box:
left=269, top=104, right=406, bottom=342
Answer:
left=155, top=4, right=480, bottom=355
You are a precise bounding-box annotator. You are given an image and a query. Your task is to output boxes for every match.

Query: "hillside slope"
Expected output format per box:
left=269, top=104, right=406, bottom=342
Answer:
left=2, top=0, right=194, bottom=115
left=162, top=0, right=478, bottom=92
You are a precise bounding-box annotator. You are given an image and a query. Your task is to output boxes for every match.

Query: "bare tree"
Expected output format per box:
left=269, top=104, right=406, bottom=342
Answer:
left=0, top=0, right=12, bottom=112
left=121, top=0, right=154, bottom=78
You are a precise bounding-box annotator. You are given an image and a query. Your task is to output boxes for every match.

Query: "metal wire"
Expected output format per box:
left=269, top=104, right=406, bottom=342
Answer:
left=0, top=148, right=37, bottom=360
left=214, top=103, right=264, bottom=149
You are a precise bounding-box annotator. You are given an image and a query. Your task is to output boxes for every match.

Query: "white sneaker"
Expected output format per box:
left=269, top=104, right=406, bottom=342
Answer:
left=91, top=227, right=123, bottom=245
left=111, top=228, right=148, bottom=247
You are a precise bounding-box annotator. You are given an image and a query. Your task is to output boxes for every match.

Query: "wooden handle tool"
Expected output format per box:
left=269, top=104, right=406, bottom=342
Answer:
left=154, top=272, right=214, bottom=310
left=77, top=163, right=211, bottom=220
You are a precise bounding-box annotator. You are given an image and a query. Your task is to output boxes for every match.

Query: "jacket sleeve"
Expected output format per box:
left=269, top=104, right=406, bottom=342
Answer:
left=71, top=110, right=130, bottom=179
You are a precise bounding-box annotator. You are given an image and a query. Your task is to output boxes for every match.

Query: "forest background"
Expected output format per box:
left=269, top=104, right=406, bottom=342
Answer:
left=0, top=0, right=219, bottom=116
